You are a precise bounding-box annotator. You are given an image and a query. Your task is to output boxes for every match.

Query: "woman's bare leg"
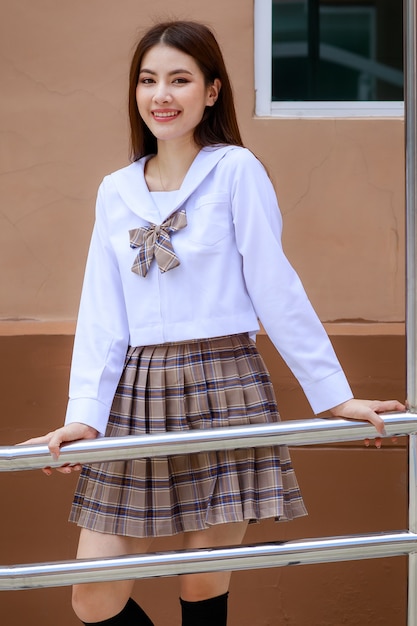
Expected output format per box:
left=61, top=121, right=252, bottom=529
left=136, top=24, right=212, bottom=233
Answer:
left=179, top=521, right=248, bottom=601
left=72, top=528, right=153, bottom=623
left=72, top=521, right=248, bottom=622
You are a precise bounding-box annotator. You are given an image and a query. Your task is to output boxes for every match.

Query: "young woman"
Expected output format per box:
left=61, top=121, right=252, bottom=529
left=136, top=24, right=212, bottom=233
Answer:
left=26, top=20, right=404, bottom=626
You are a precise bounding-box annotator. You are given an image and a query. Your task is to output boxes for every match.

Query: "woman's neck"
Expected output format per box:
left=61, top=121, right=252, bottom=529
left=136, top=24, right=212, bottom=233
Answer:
left=145, top=140, right=200, bottom=192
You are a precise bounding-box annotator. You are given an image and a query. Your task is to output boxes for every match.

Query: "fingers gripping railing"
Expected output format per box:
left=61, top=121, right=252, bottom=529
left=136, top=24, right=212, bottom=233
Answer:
left=0, top=412, right=416, bottom=602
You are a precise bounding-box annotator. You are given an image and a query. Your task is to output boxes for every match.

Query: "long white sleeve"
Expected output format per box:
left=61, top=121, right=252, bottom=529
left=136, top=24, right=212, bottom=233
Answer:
left=65, top=183, right=130, bottom=435
left=230, top=150, right=353, bottom=413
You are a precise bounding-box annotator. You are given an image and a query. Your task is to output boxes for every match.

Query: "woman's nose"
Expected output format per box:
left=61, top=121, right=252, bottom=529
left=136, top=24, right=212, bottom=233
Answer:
left=153, top=83, right=172, bottom=104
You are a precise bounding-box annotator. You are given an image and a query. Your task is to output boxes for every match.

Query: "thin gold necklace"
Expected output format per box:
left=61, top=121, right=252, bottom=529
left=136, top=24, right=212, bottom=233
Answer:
left=156, top=149, right=198, bottom=191
left=157, top=159, right=168, bottom=191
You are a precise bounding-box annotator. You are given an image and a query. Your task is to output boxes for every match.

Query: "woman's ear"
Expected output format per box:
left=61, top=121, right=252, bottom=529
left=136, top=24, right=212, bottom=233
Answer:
left=206, top=78, right=221, bottom=106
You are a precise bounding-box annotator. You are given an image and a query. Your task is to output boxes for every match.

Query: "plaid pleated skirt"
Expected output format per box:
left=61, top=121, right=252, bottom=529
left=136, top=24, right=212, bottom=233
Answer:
left=69, top=333, right=307, bottom=537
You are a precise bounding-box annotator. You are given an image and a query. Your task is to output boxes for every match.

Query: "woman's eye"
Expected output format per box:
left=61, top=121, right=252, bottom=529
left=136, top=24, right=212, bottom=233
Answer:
left=173, top=78, right=189, bottom=84
left=140, top=78, right=154, bottom=84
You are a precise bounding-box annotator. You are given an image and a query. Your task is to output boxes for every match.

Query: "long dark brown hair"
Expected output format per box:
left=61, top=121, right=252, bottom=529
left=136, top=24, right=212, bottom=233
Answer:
left=128, top=20, right=243, bottom=161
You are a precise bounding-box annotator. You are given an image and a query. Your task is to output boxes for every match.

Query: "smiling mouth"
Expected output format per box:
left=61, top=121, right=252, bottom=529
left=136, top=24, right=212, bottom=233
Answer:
left=152, top=111, right=180, bottom=119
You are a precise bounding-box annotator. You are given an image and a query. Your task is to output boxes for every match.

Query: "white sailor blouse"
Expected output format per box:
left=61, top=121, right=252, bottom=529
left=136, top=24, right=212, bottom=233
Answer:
left=65, top=145, right=353, bottom=435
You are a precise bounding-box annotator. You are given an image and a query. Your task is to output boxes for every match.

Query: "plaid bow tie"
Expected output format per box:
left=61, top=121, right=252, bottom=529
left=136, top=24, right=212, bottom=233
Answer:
left=129, top=209, right=187, bottom=277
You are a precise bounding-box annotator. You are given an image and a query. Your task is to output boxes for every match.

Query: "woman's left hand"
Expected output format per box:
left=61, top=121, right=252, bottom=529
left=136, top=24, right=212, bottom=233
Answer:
left=329, top=399, right=406, bottom=448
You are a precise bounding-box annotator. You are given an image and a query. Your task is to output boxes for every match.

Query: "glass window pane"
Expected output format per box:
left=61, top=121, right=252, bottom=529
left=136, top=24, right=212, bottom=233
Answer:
left=272, top=0, right=403, bottom=102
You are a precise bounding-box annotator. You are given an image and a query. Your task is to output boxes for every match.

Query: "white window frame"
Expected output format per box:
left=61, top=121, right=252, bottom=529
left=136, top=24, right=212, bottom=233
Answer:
left=254, top=0, right=404, bottom=118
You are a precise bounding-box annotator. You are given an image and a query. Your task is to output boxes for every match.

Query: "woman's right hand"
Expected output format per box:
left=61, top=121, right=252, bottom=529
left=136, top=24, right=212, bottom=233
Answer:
left=20, top=422, right=99, bottom=476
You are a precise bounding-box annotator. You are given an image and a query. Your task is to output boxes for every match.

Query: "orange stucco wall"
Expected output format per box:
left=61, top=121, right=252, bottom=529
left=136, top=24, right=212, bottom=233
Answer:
left=0, top=1, right=407, bottom=625
left=0, top=0, right=404, bottom=323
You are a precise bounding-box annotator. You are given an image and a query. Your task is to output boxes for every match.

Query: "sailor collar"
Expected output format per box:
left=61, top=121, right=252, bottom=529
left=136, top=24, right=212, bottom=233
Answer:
left=109, top=144, right=237, bottom=223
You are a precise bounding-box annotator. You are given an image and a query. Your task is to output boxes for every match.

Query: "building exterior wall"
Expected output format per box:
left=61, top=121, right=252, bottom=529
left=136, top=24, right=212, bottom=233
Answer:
left=0, top=1, right=407, bottom=624
left=0, top=0, right=404, bottom=323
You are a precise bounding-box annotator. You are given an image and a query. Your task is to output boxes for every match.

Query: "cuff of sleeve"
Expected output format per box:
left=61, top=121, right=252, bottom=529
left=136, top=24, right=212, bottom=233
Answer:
left=303, top=370, right=353, bottom=415
left=65, top=398, right=110, bottom=437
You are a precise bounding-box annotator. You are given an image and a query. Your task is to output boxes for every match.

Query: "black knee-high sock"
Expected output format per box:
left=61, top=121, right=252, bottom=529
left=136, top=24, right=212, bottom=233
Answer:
left=180, top=592, right=228, bottom=626
left=81, top=597, right=154, bottom=626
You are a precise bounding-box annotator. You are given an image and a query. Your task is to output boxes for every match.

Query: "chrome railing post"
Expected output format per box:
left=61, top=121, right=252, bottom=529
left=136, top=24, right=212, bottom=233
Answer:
left=408, top=400, right=417, bottom=623
left=405, top=0, right=417, bottom=621
left=405, top=0, right=417, bottom=414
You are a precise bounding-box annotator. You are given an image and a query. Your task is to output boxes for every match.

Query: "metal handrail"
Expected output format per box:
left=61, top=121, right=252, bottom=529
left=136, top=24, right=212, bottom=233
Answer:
left=1, top=532, right=416, bottom=591
left=1, top=412, right=414, bottom=472
left=0, top=412, right=415, bottom=594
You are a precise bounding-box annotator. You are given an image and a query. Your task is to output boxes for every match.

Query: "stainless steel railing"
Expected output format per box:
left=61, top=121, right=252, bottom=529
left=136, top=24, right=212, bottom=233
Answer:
left=0, top=413, right=416, bottom=602
left=1, top=531, right=416, bottom=591
left=0, top=412, right=414, bottom=472
left=405, top=0, right=417, bottom=622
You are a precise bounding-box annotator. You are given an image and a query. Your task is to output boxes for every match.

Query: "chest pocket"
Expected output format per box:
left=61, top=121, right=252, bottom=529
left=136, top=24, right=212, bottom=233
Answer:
left=187, top=192, right=232, bottom=246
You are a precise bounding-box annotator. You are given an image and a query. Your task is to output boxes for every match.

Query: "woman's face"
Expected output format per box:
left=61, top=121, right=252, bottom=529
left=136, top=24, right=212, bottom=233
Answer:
left=136, top=44, right=220, bottom=147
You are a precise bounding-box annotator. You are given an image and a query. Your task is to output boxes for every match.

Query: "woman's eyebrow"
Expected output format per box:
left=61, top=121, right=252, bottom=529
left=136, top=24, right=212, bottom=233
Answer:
left=139, top=68, right=194, bottom=76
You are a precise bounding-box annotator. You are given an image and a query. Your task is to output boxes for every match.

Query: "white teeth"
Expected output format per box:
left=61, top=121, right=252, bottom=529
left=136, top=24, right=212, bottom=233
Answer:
left=153, top=111, right=178, bottom=118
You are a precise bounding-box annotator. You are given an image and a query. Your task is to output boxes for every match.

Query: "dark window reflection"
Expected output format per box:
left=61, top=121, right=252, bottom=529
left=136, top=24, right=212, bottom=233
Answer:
left=272, top=0, right=403, bottom=101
